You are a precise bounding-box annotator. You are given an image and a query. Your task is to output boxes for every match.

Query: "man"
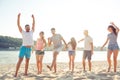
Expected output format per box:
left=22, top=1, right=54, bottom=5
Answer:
left=78, top=30, right=93, bottom=71
left=47, top=28, right=67, bottom=73
left=14, top=13, right=35, bottom=77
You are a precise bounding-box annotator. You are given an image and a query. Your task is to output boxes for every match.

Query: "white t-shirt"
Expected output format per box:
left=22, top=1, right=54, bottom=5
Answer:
left=84, top=36, right=93, bottom=50
left=22, top=30, right=34, bottom=46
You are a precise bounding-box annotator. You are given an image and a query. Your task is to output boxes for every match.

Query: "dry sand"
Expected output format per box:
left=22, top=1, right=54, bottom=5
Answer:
left=0, top=61, right=120, bottom=80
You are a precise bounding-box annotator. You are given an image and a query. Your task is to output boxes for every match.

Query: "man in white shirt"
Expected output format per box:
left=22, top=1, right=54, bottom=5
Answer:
left=78, top=30, right=93, bottom=71
left=15, top=13, right=35, bottom=77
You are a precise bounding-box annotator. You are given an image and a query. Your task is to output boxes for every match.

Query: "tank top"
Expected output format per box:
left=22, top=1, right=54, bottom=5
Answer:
left=35, top=38, right=44, bottom=50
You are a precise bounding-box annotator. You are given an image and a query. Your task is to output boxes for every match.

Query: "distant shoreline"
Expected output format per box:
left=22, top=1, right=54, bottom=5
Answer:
left=0, top=49, right=107, bottom=51
left=0, top=49, right=19, bottom=51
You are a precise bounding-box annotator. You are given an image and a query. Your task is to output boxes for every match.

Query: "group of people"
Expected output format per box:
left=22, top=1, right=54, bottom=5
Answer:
left=14, top=13, right=119, bottom=77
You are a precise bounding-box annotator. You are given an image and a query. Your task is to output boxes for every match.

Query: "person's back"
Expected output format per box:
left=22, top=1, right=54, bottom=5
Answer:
left=84, top=35, right=93, bottom=50
left=68, top=37, right=77, bottom=72
left=78, top=30, right=93, bottom=71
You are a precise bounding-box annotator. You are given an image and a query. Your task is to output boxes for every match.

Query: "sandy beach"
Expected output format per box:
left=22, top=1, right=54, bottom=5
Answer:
left=0, top=61, right=120, bottom=80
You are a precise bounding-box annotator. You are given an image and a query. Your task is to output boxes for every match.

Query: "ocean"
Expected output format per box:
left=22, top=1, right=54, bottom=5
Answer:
left=0, top=51, right=120, bottom=64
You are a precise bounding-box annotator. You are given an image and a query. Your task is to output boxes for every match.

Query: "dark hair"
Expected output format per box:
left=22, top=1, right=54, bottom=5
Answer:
left=51, top=28, right=55, bottom=31
left=25, top=24, right=30, bottom=27
left=39, top=31, right=45, bottom=40
left=40, top=31, right=44, bottom=35
left=39, top=31, right=45, bottom=42
left=108, top=25, right=117, bottom=36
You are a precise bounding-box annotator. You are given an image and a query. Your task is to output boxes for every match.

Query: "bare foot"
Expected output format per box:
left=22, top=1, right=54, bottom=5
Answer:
left=53, top=71, right=56, bottom=74
left=47, top=65, right=51, bottom=71
left=114, top=69, right=116, bottom=72
left=24, top=74, right=28, bottom=76
left=38, top=71, right=41, bottom=74
left=14, top=74, right=17, bottom=77
left=89, top=69, right=91, bottom=71
left=14, top=73, right=17, bottom=77
left=71, top=70, right=74, bottom=73
left=83, top=70, right=87, bottom=73
left=107, top=67, right=111, bottom=72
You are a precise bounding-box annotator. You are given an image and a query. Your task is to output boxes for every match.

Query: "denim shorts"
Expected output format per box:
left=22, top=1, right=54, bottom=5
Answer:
left=108, top=43, right=119, bottom=51
left=36, top=50, right=44, bottom=55
left=68, top=50, right=75, bottom=55
left=19, top=46, right=31, bottom=58
left=83, top=50, right=92, bottom=60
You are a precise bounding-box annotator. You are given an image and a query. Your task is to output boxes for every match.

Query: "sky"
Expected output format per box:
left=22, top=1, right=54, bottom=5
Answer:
left=0, top=0, right=120, bottom=47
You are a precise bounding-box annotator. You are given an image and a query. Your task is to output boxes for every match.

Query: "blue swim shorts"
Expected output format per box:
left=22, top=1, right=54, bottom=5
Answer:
left=19, top=46, right=32, bottom=58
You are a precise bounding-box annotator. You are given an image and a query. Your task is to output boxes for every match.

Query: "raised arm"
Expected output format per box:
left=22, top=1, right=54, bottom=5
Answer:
left=17, top=13, right=22, bottom=33
left=31, top=14, right=35, bottom=32
left=101, top=38, right=109, bottom=50
left=110, top=22, right=119, bottom=33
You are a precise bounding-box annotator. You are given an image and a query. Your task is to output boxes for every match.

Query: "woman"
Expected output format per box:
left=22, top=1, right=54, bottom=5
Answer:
left=35, top=31, right=46, bottom=74
left=67, top=37, right=77, bottom=72
left=101, top=22, right=119, bottom=72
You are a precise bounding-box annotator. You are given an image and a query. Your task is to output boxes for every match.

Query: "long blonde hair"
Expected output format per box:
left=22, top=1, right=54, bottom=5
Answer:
left=71, top=37, right=77, bottom=50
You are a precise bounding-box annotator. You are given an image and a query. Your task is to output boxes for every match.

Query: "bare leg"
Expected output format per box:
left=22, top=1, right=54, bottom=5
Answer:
left=54, top=62, right=57, bottom=73
left=47, top=51, right=58, bottom=72
left=47, top=51, right=58, bottom=73
left=113, top=50, right=119, bottom=72
left=82, top=59, right=86, bottom=71
left=48, top=51, right=58, bottom=73
left=69, top=55, right=72, bottom=71
left=88, top=60, right=91, bottom=71
left=71, top=55, right=75, bottom=72
left=39, top=55, right=44, bottom=74
left=24, top=58, right=30, bottom=76
left=14, top=58, right=23, bottom=77
left=52, top=51, right=58, bottom=73
left=36, top=55, right=40, bottom=74
left=107, top=50, right=112, bottom=72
